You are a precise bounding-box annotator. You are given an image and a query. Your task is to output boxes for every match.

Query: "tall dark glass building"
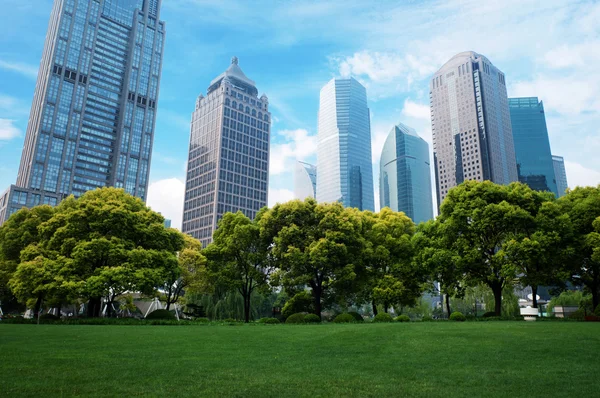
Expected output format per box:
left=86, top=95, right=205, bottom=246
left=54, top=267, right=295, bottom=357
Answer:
left=380, top=123, right=433, bottom=224
left=509, top=97, right=558, bottom=197
left=552, top=155, right=568, bottom=197
left=0, top=0, right=165, bottom=225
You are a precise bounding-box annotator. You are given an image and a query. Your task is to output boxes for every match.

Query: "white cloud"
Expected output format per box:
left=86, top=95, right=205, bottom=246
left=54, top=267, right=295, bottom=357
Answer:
left=146, top=178, right=185, bottom=230
left=401, top=99, right=430, bottom=120
left=0, top=119, right=21, bottom=140
left=0, top=60, right=38, bottom=79
left=565, top=161, right=600, bottom=189
left=270, top=129, right=317, bottom=175
left=269, top=188, right=294, bottom=207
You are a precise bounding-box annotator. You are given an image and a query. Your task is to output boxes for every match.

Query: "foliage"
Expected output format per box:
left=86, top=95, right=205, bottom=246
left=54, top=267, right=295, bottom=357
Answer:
left=373, top=313, right=394, bottom=323
left=347, top=311, right=364, bottom=322
left=596, top=304, right=600, bottom=316
left=258, top=317, right=280, bottom=324
left=39, top=314, right=60, bottom=321
left=547, top=291, right=590, bottom=312
left=395, top=315, right=410, bottom=322
left=449, top=312, right=466, bottom=322
left=304, top=314, right=321, bottom=323
left=482, top=312, right=496, bottom=318
left=285, top=313, right=306, bottom=324
left=568, top=309, right=586, bottom=321
left=145, top=309, right=176, bottom=320
left=333, top=313, right=355, bottom=323
left=281, top=291, right=314, bottom=320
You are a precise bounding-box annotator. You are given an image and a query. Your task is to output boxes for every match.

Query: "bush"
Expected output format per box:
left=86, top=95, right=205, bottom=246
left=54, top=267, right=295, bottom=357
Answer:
left=145, top=309, right=176, bottom=320
left=348, top=311, right=364, bottom=322
left=568, top=309, right=586, bottom=321
left=449, top=312, right=466, bottom=322
left=595, top=304, right=600, bottom=316
left=421, top=315, right=433, bottom=322
left=394, top=315, right=410, bottom=323
left=333, top=313, right=354, bottom=323
left=482, top=311, right=497, bottom=318
left=285, top=313, right=306, bottom=324
left=281, top=291, right=314, bottom=320
left=258, top=317, right=280, bottom=324
left=373, top=313, right=393, bottom=323
left=304, top=314, right=321, bottom=323
left=39, top=314, right=60, bottom=321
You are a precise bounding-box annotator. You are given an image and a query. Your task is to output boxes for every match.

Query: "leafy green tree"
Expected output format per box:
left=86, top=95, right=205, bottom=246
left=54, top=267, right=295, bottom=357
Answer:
left=559, top=186, right=600, bottom=310
left=260, top=199, right=364, bottom=318
left=203, top=211, right=273, bottom=323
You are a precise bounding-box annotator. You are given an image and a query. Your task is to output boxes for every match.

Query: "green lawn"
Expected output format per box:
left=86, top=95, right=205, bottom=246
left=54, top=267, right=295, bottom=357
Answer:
left=0, top=322, right=598, bottom=397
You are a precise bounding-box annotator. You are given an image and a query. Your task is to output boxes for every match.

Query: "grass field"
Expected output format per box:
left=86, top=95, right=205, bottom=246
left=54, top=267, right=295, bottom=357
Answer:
left=0, top=322, right=598, bottom=397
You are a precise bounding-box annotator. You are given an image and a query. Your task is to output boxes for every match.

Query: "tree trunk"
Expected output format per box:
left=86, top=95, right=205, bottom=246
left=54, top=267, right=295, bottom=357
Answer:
left=87, top=297, right=101, bottom=318
left=33, top=295, right=43, bottom=318
left=314, top=288, right=322, bottom=318
left=372, top=300, right=378, bottom=316
left=243, top=294, right=251, bottom=323
left=57, top=304, right=62, bottom=318
left=491, top=284, right=502, bottom=316
left=531, top=285, right=538, bottom=309
left=445, top=294, right=451, bottom=317
left=384, top=303, right=389, bottom=314
left=166, top=301, right=172, bottom=311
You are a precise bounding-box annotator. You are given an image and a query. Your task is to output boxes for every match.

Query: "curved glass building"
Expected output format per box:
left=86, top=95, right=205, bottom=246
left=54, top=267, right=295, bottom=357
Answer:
left=294, top=161, right=317, bottom=200
left=380, top=123, right=433, bottom=224
left=316, top=78, right=374, bottom=211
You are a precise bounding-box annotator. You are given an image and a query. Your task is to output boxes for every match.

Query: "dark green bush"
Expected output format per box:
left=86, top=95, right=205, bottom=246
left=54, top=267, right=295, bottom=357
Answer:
left=39, top=314, right=60, bottom=321
left=595, top=304, right=600, bottom=316
left=482, top=312, right=496, bottom=318
left=304, top=314, right=321, bottom=323
left=258, top=317, right=280, bottom=324
left=373, top=313, right=393, bottom=323
left=333, top=313, right=354, bottom=323
left=449, top=312, right=466, bottom=322
left=285, top=313, right=306, bottom=324
left=222, top=318, right=238, bottom=323
left=145, top=309, right=176, bottom=320
left=421, top=315, right=433, bottom=322
left=394, top=315, right=410, bottom=323
left=195, top=317, right=210, bottom=323
left=281, top=291, right=314, bottom=320
left=568, top=309, right=586, bottom=321
left=348, top=311, right=364, bottom=322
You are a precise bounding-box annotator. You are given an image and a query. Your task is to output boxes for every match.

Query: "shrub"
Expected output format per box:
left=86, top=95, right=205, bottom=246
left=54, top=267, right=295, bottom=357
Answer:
left=39, top=314, right=60, bottom=321
left=595, top=304, right=600, bottom=316
left=194, top=318, right=210, bottom=323
left=281, top=291, right=314, bottom=320
left=304, top=314, right=321, bottom=323
left=568, top=309, right=586, bottom=321
left=145, top=309, right=176, bottom=320
left=449, top=312, right=466, bottom=322
left=482, top=311, right=496, bottom=318
left=421, top=315, right=433, bottom=322
left=394, top=315, right=410, bottom=323
left=258, top=317, right=280, bottom=324
left=373, top=313, right=393, bottom=323
left=348, top=311, right=364, bottom=322
left=333, top=313, right=354, bottom=323
left=222, top=318, right=238, bottom=323
left=285, top=313, right=306, bottom=324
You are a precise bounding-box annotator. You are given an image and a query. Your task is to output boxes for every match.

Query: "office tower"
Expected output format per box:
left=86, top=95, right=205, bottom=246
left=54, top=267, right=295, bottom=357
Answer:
left=316, top=78, right=374, bottom=211
left=1, top=0, right=166, bottom=226
left=380, top=123, right=433, bottom=224
left=182, top=57, right=271, bottom=247
left=430, top=51, right=518, bottom=207
left=294, top=161, right=317, bottom=200
left=552, top=155, right=568, bottom=197
left=509, top=97, right=558, bottom=196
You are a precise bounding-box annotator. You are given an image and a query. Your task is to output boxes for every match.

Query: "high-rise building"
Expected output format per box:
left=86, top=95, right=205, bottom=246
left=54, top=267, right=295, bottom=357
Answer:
left=294, top=161, right=317, bottom=200
left=316, top=78, right=374, bottom=211
left=380, top=123, right=433, bottom=224
left=182, top=57, right=271, bottom=247
left=430, top=51, right=518, bottom=207
left=552, top=155, right=569, bottom=197
left=509, top=97, right=558, bottom=197
left=0, top=0, right=166, bottom=225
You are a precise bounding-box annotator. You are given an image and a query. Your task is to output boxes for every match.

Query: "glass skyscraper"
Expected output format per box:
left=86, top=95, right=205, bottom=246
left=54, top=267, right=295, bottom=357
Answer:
left=294, top=161, right=317, bottom=200
left=430, top=51, right=518, bottom=207
left=552, top=155, right=569, bottom=197
left=316, top=78, right=374, bottom=211
left=182, top=57, right=271, bottom=247
left=0, top=0, right=165, bottom=225
left=509, top=97, right=558, bottom=197
left=380, top=123, right=433, bottom=224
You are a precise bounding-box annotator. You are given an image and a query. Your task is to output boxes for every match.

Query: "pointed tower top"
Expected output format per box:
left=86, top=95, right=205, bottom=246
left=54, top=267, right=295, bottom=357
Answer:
left=231, top=56, right=239, bottom=65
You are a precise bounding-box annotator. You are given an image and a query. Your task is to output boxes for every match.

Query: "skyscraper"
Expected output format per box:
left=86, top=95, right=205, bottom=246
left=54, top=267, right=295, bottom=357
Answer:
left=430, top=51, right=518, bottom=207
left=182, top=57, right=271, bottom=247
left=553, top=155, right=569, bottom=197
left=509, top=97, right=558, bottom=196
left=380, top=123, right=433, bottom=224
left=0, top=0, right=166, bottom=225
left=294, top=161, right=317, bottom=200
left=316, top=78, right=374, bottom=211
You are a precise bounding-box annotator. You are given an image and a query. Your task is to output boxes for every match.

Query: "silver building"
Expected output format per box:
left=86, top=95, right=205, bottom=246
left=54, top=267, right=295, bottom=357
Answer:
left=294, top=161, right=317, bottom=200
left=317, top=78, right=374, bottom=211
left=552, top=155, right=569, bottom=197
left=430, top=51, right=518, bottom=206
left=182, top=57, right=271, bottom=247
left=0, top=0, right=165, bottom=225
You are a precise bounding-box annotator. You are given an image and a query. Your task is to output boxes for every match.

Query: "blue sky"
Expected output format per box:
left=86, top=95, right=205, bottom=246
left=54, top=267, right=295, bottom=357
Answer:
left=1, top=0, right=600, bottom=229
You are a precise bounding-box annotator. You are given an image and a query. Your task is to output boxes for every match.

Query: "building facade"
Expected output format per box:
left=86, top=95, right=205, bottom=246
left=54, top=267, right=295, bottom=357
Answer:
left=1, top=0, right=166, bottom=225
left=294, top=161, right=317, bottom=200
left=182, top=57, right=271, bottom=247
left=509, top=97, right=558, bottom=196
left=316, top=78, right=374, bottom=211
left=430, top=51, right=518, bottom=207
left=552, top=155, right=569, bottom=197
left=380, top=123, right=433, bottom=224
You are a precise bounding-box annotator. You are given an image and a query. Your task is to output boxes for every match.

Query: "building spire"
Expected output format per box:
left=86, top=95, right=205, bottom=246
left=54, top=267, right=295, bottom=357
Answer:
left=231, top=56, right=239, bottom=65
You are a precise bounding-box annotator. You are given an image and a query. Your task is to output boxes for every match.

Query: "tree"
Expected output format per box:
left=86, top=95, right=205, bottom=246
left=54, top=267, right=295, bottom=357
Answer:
left=203, top=211, right=273, bottom=323
left=560, top=186, right=600, bottom=309
left=438, top=181, right=546, bottom=316
left=260, top=199, right=364, bottom=318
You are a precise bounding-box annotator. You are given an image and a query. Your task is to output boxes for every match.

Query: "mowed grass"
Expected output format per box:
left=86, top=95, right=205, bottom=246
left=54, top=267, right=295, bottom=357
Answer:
left=0, top=322, right=598, bottom=397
